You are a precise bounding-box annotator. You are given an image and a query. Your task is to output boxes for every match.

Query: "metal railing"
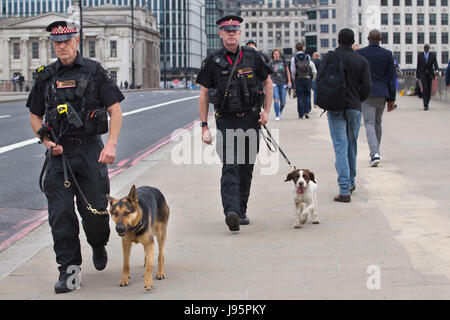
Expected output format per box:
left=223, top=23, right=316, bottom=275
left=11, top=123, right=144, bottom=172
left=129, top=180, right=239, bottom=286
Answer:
left=0, top=80, right=34, bottom=93
left=397, top=73, right=449, bottom=104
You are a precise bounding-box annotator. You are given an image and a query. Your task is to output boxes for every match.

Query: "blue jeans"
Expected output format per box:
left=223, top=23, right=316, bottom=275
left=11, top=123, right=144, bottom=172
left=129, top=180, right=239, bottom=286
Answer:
left=327, top=110, right=362, bottom=195
left=295, top=78, right=312, bottom=118
left=312, top=80, right=318, bottom=105
left=273, top=84, right=287, bottom=117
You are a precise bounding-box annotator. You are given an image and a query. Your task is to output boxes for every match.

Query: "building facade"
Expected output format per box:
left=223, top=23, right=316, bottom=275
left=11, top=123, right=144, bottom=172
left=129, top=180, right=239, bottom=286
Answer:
left=0, top=0, right=207, bottom=80
left=338, top=0, right=449, bottom=69
left=0, top=6, right=161, bottom=88
left=239, top=0, right=334, bottom=60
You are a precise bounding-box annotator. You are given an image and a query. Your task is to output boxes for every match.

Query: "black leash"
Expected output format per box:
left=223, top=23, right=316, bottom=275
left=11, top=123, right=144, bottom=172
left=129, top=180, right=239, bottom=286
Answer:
left=39, top=127, right=108, bottom=215
left=261, top=124, right=297, bottom=170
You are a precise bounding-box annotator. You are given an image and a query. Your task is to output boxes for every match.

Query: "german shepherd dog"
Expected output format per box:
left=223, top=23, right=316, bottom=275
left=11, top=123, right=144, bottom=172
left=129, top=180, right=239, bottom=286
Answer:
left=107, top=185, right=169, bottom=291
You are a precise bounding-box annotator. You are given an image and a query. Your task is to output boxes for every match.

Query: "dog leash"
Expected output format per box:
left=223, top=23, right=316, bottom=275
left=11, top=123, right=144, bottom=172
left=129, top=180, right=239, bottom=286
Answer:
left=261, top=124, right=297, bottom=170
left=39, top=128, right=109, bottom=215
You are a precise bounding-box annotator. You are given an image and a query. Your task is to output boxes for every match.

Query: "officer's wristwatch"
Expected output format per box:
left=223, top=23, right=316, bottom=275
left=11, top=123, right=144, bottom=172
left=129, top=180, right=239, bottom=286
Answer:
left=200, top=121, right=208, bottom=128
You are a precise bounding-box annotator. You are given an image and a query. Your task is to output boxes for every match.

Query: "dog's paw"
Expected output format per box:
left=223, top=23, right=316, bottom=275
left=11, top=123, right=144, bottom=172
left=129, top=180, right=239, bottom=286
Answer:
left=119, top=277, right=129, bottom=287
left=293, top=223, right=302, bottom=229
left=144, top=281, right=153, bottom=291
left=312, top=219, right=320, bottom=224
left=156, top=272, right=165, bottom=280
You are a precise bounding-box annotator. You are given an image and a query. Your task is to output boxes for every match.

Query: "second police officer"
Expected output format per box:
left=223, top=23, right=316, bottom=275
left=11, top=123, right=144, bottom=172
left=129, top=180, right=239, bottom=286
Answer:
left=197, top=15, right=273, bottom=232
left=26, top=21, right=124, bottom=293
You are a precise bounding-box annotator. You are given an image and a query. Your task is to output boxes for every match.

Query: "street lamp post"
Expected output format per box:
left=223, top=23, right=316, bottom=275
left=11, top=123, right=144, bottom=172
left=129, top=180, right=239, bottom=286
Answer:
left=79, top=0, right=83, bottom=56
left=131, top=0, right=135, bottom=89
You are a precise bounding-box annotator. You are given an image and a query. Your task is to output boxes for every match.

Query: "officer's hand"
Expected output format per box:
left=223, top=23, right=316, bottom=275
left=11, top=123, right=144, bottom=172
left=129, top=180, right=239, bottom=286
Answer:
left=387, top=101, right=396, bottom=112
left=98, top=143, right=116, bottom=164
left=259, top=110, right=269, bottom=126
left=43, top=138, right=63, bottom=156
left=202, top=127, right=212, bottom=145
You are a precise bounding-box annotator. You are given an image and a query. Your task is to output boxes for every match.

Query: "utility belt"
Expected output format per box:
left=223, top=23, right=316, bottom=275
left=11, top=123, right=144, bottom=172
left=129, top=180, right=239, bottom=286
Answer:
left=58, top=134, right=101, bottom=146
left=217, top=107, right=260, bottom=119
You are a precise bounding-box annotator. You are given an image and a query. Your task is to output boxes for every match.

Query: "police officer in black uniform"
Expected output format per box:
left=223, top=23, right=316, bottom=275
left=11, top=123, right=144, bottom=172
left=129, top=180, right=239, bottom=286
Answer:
left=26, top=21, right=124, bottom=293
left=197, top=15, right=273, bottom=232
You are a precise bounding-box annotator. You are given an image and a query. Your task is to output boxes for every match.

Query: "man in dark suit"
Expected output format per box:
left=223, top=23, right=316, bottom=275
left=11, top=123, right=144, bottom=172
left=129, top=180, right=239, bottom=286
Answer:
left=357, top=29, right=396, bottom=168
left=417, top=44, right=439, bottom=110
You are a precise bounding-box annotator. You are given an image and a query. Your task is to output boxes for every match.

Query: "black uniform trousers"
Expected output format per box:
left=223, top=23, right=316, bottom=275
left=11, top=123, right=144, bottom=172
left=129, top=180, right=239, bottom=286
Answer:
left=215, top=109, right=261, bottom=217
left=420, top=76, right=433, bottom=108
left=43, top=136, right=110, bottom=274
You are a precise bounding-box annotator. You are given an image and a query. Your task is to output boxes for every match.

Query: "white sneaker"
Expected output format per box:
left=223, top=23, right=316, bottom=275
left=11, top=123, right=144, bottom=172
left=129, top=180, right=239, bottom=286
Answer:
left=275, top=117, right=280, bottom=121
left=370, top=153, right=380, bottom=167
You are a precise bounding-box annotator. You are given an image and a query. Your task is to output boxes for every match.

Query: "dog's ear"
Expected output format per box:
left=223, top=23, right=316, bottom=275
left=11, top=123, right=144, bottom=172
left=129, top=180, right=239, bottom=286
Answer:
left=285, top=172, right=293, bottom=182
left=309, top=171, right=316, bottom=183
left=127, top=185, right=138, bottom=206
left=106, top=194, right=118, bottom=207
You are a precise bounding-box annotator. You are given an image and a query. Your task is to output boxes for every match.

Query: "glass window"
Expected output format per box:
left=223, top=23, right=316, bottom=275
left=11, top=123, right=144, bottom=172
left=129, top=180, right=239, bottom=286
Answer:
left=88, top=41, right=96, bottom=58
left=393, top=13, right=401, bottom=25
left=405, top=52, right=413, bottom=64
left=442, top=14, right=448, bottom=26
left=32, top=42, right=39, bottom=59
left=418, top=32, right=425, bottom=44
left=405, top=32, right=413, bottom=44
left=393, top=32, right=401, bottom=44
left=430, top=32, right=437, bottom=44
left=13, top=42, right=20, bottom=60
left=405, top=14, right=412, bottom=25
left=442, top=52, right=449, bottom=65
left=429, top=13, right=436, bottom=25
left=417, top=13, right=424, bottom=25
left=381, top=32, right=389, bottom=44
left=110, top=40, right=117, bottom=58
left=442, top=32, right=449, bottom=45
left=109, top=70, right=117, bottom=85
left=381, top=13, right=388, bottom=25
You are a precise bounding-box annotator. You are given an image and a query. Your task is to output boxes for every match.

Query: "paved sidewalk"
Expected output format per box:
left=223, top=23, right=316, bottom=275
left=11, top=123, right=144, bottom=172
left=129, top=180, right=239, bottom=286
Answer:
left=0, top=95, right=449, bottom=299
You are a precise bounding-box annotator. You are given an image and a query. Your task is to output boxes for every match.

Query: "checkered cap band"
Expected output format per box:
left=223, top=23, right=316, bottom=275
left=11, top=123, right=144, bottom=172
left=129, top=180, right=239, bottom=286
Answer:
left=51, top=25, right=77, bottom=35
left=219, top=19, right=241, bottom=28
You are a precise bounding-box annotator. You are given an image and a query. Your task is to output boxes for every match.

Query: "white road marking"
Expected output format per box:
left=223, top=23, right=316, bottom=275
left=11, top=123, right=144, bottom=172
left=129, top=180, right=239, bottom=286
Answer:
left=0, top=95, right=200, bottom=154
left=0, top=138, right=40, bottom=154
left=0, top=115, right=11, bottom=119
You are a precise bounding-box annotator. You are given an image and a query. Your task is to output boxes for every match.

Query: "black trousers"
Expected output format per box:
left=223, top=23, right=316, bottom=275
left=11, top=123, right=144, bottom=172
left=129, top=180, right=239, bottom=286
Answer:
left=421, top=76, right=433, bottom=108
left=43, top=137, right=110, bottom=274
left=215, top=110, right=260, bottom=216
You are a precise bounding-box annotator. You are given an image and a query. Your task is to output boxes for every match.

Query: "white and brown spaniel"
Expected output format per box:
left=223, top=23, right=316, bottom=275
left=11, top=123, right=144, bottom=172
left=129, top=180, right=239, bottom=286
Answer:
left=285, top=169, right=319, bottom=228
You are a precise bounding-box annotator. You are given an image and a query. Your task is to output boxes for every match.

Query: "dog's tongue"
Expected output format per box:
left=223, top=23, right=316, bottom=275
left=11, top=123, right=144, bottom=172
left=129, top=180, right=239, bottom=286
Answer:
left=297, top=187, right=305, bottom=195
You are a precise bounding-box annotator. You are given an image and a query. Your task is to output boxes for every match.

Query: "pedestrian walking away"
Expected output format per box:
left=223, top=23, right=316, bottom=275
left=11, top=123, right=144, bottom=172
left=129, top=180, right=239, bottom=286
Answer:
left=269, top=48, right=292, bottom=121
left=319, top=28, right=371, bottom=202
left=416, top=44, right=439, bottom=110
left=26, top=20, right=124, bottom=294
left=357, top=29, right=397, bottom=168
left=291, top=43, right=317, bottom=119
left=196, top=15, right=273, bottom=232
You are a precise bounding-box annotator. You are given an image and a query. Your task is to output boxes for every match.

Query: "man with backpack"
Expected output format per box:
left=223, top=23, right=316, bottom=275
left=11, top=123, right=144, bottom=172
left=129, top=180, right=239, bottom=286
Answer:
left=290, top=42, right=317, bottom=119
left=316, top=28, right=371, bottom=203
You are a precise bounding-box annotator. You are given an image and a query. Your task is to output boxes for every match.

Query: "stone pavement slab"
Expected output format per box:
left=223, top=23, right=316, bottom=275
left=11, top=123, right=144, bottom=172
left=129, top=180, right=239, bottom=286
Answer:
left=0, top=95, right=449, bottom=299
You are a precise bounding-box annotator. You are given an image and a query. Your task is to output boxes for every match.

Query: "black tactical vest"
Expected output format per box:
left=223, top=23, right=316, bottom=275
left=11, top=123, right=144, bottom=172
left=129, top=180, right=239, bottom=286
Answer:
left=210, top=47, right=263, bottom=114
left=37, top=59, right=107, bottom=137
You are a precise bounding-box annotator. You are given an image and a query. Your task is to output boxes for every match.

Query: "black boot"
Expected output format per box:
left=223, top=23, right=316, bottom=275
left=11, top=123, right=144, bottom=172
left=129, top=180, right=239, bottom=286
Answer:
left=54, top=272, right=75, bottom=294
left=239, top=213, right=250, bottom=225
left=225, top=211, right=240, bottom=231
left=92, top=245, right=108, bottom=271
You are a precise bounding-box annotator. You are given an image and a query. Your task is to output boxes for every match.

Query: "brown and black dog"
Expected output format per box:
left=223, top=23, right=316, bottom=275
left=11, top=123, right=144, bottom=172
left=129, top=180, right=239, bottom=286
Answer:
left=107, top=185, right=169, bottom=291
